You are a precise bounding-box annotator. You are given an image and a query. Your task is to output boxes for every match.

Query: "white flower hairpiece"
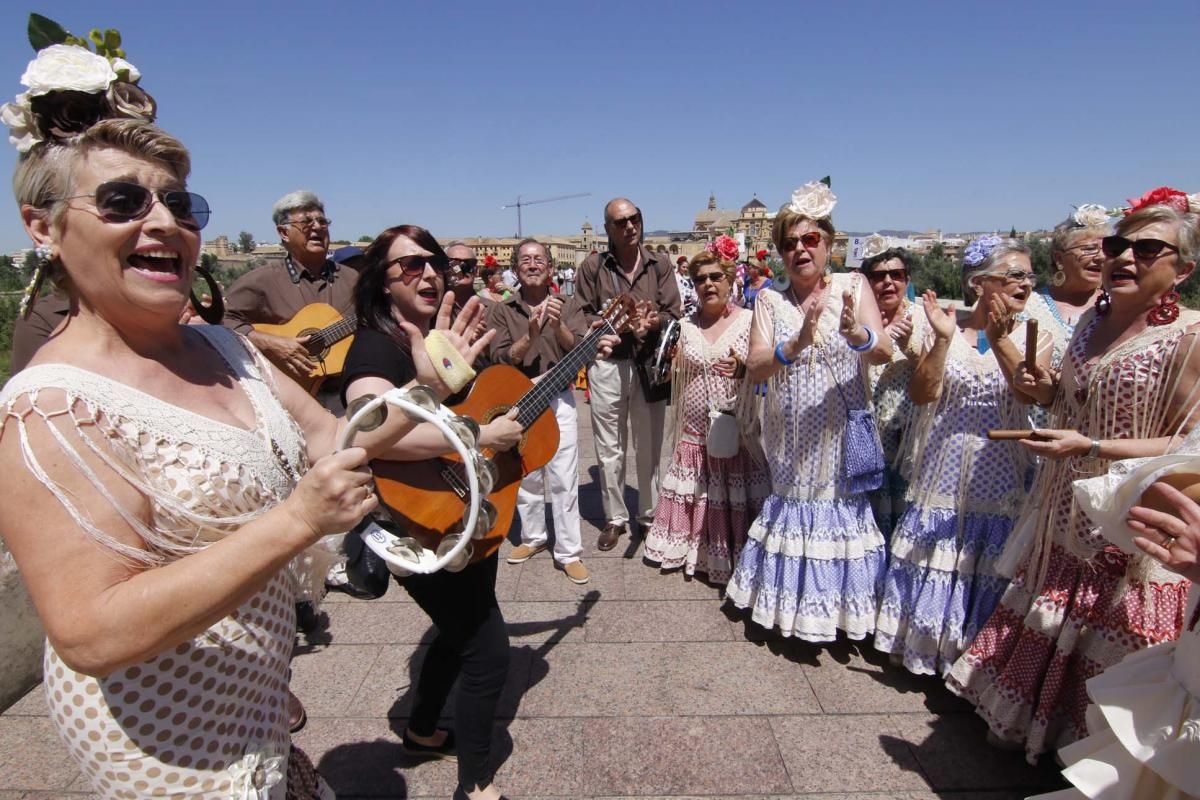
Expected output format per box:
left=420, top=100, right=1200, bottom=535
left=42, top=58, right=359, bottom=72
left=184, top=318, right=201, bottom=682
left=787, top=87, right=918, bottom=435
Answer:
left=2, top=16, right=147, bottom=155
left=788, top=181, right=837, bottom=220
left=861, top=234, right=887, bottom=260
left=1071, top=203, right=1109, bottom=228
left=1189, top=193, right=1200, bottom=215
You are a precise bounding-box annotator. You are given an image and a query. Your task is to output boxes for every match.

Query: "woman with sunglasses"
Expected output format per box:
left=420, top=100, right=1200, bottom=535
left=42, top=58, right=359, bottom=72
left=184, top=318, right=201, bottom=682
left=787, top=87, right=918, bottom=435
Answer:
left=643, top=246, right=770, bottom=586
left=341, top=225, right=524, bottom=800
left=948, top=189, right=1200, bottom=764
left=726, top=182, right=894, bottom=642
left=1024, top=205, right=1108, bottom=369
left=0, top=30, right=495, bottom=799
left=859, top=242, right=925, bottom=537
left=874, top=237, right=1048, bottom=677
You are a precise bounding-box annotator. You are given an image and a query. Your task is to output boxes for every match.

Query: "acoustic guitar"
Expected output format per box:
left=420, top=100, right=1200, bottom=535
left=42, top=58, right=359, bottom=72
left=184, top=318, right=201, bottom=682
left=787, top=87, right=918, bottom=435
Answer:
left=252, top=303, right=357, bottom=395
left=371, top=295, right=638, bottom=562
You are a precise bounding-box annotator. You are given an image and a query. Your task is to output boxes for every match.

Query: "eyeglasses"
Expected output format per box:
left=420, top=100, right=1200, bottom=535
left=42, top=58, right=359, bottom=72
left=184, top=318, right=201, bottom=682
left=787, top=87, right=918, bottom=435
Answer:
left=1102, top=235, right=1180, bottom=260
left=692, top=272, right=726, bottom=285
left=983, top=269, right=1037, bottom=285
left=866, top=268, right=908, bottom=283
left=387, top=255, right=449, bottom=278
left=608, top=214, right=640, bottom=228
left=448, top=257, right=478, bottom=274
left=1064, top=243, right=1102, bottom=257
left=781, top=231, right=824, bottom=251
left=518, top=256, right=548, bottom=266
left=55, top=181, right=211, bottom=230
left=285, top=216, right=332, bottom=230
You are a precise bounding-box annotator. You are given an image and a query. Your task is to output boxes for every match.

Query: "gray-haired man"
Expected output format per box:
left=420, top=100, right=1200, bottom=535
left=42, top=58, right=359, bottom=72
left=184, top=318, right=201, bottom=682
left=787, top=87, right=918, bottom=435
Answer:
left=224, top=190, right=358, bottom=386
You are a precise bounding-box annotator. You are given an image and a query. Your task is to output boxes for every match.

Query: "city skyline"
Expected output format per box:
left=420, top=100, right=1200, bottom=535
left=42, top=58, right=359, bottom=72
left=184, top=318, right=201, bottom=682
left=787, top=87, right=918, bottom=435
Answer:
left=0, top=1, right=1195, bottom=252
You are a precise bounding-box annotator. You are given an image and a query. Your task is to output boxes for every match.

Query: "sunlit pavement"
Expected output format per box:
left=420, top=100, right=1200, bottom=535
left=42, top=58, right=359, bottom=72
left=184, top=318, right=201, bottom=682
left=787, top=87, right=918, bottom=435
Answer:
left=0, top=390, right=1066, bottom=799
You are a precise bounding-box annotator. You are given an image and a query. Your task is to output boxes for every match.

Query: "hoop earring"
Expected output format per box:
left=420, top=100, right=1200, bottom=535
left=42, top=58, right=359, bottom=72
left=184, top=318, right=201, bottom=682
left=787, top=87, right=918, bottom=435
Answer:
left=1051, top=268, right=1066, bottom=287
left=189, top=265, right=225, bottom=325
left=1095, top=290, right=1111, bottom=317
left=1147, top=290, right=1180, bottom=326
left=20, top=244, right=53, bottom=319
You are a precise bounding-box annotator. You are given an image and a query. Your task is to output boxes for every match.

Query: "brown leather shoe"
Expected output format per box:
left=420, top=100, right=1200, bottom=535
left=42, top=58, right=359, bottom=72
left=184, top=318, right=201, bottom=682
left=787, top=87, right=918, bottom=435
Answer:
left=597, top=523, right=626, bottom=551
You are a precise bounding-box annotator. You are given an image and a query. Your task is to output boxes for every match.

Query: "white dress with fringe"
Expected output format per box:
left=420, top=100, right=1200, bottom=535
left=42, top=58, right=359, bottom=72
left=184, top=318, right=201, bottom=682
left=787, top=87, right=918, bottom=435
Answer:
left=0, top=325, right=333, bottom=800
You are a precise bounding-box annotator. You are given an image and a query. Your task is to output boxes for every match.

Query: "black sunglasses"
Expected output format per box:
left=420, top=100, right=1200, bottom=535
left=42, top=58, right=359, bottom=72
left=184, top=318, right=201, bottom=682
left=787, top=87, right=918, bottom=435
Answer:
left=692, top=272, right=726, bottom=285
left=388, top=254, right=449, bottom=278
left=448, top=257, right=478, bottom=274
left=609, top=214, right=641, bottom=228
left=1102, top=235, right=1180, bottom=260
left=866, top=268, right=908, bottom=282
left=57, top=181, right=210, bottom=231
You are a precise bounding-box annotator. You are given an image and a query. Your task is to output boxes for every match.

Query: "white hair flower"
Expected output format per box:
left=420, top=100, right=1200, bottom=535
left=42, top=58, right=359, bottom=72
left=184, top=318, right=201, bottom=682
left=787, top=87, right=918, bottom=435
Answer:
left=20, top=44, right=117, bottom=96
left=861, top=234, right=887, bottom=260
left=1071, top=203, right=1109, bottom=227
left=1188, top=193, right=1200, bottom=215
left=788, top=181, right=837, bottom=220
left=0, top=93, right=40, bottom=153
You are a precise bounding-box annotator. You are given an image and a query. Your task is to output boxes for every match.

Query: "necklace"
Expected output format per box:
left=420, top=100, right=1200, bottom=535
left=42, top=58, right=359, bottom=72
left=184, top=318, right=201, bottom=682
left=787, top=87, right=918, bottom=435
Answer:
left=1038, top=286, right=1076, bottom=333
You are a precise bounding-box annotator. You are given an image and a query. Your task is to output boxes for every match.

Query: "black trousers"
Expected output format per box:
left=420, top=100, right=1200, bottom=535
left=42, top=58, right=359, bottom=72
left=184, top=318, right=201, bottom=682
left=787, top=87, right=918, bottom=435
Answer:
left=400, top=552, right=510, bottom=790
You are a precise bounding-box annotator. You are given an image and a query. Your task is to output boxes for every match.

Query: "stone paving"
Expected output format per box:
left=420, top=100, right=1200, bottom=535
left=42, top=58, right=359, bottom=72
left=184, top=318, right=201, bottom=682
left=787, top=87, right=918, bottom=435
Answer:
left=0, top=390, right=1067, bottom=799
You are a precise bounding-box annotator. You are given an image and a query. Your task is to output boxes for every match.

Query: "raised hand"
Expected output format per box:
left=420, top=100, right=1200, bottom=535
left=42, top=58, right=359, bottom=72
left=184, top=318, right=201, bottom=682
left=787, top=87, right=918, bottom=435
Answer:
left=543, top=296, right=564, bottom=331
left=922, top=290, right=956, bottom=341
left=406, top=292, right=497, bottom=398
left=780, top=291, right=828, bottom=361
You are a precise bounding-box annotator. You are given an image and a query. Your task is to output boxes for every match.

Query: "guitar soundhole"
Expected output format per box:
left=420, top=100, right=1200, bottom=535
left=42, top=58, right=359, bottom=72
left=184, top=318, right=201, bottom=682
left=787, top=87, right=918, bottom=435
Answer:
left=301, top=328, right=330, bottom=360
left=479, top=404, right=511, bottom=424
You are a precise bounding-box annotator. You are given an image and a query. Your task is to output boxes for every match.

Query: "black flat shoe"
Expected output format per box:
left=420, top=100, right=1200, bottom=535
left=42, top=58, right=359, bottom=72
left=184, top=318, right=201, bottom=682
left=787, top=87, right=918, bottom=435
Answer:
left=401, top=729, right=457, bottom=762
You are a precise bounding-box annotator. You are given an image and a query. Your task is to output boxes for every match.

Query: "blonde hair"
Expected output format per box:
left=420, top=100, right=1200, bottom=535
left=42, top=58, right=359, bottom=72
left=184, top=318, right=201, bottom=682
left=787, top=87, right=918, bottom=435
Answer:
left=771, top=206, right=835, bottom=252
left=12, top=118, right=191, bottom=291
left=14, top=118, right=191, bottom=227
left=687, top=250, right=736, bottom=282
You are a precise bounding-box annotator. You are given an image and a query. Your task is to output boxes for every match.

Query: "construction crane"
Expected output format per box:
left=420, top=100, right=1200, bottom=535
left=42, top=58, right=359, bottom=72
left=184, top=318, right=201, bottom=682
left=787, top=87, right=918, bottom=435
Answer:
left=501, top=192, right=591, bottom=237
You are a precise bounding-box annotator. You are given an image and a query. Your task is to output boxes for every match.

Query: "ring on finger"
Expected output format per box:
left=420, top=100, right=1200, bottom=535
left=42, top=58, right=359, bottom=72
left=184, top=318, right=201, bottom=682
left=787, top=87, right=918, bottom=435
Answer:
left=1163, top=535, right=1177, bottom=550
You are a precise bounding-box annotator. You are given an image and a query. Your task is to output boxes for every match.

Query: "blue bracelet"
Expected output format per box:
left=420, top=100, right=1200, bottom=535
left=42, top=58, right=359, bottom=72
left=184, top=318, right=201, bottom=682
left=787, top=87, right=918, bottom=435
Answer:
left=774, top=343, right=796, bottom=365
left=848, top=327, right=877, bottom=353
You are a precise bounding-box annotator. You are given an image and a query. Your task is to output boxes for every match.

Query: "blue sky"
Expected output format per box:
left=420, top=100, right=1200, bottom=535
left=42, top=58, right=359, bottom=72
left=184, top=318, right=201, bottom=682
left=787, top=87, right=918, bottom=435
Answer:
left=0, top=1, right=1196, bottom=251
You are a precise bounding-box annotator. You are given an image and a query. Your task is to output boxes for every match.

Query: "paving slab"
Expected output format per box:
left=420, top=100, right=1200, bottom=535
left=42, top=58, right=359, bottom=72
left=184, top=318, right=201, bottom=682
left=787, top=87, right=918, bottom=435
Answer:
left=583, top=599, right=734, bottom=643
left=580, top=716, right=792, bottom=796
left=769, top=714, right=932, bottom=794
left=0, top=717, right=80, bottom=792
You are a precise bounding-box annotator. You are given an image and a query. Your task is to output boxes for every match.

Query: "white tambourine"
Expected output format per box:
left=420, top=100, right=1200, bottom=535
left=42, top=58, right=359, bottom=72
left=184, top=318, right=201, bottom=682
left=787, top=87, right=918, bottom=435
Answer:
left=650, top=318, right=681, bottom=386
left=338, top=386, right=484, bottom=576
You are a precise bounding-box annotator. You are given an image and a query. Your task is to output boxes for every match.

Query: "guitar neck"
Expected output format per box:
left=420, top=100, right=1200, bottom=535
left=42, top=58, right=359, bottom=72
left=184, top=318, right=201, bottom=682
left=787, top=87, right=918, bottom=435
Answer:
left=313, top=312, right=358, bottom=347
left=514, top=322, right=614, bottom=429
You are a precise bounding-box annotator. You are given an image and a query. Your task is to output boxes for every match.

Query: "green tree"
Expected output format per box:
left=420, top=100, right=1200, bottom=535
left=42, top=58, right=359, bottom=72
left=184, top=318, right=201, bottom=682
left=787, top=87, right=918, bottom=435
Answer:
left=357, top=235, right=373, bottom=243
left=0, top=254, right=23, bottom=292
left=237, top=231, right=256, bottom=254
left=1025, top=236, right=1053, bottom=286
left=910, top=243, right=961, bottom=299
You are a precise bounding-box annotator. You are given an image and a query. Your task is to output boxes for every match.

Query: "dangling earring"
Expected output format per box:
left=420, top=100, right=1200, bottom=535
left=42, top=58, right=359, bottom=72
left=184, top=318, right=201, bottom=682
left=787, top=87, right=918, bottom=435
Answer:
left=19, top=244, right=53, bottom=319
left=774, top=270, right=790, bottom=290
left=1095, top=290, right=1111, bottom=316
left=188, top=265, right=225, bottom=325
left=1147, top=290, right=1181, bottom=326
left=1051, top=266, right=1066, bottom=287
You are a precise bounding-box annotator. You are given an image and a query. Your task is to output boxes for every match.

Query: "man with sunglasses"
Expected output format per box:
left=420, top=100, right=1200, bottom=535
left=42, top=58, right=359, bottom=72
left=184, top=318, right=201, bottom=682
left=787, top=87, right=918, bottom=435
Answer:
left=445, top=240, right=480, bottom=303
left=576, top=197, right=682, bottom=550
left=224, top=190, right=358, bottom=395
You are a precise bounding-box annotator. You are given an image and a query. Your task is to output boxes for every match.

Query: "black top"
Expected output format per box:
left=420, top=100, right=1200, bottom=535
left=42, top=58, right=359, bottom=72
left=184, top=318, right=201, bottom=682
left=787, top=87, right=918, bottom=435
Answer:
left=341, top=326, right=485, bottom=406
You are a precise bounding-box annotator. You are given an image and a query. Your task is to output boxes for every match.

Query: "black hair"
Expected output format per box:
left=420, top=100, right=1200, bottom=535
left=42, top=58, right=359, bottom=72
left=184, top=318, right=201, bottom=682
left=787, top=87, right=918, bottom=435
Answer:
left=861, top=247, right=916, bottom=274
left=354, top=224, right=449, bottom=349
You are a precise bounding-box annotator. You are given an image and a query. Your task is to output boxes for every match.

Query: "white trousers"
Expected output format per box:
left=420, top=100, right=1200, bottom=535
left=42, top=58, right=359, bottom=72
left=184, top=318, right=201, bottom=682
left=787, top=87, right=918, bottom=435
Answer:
left=586, top=359, right=666, bottom=528
left=516, top=390, right=583, bottom=564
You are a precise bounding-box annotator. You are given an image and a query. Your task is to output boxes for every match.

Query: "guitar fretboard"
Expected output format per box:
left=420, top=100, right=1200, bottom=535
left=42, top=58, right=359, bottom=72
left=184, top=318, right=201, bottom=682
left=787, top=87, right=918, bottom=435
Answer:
left=314, top=313, right=358, bottom=347
left=514, top=321, right=616, bottom=429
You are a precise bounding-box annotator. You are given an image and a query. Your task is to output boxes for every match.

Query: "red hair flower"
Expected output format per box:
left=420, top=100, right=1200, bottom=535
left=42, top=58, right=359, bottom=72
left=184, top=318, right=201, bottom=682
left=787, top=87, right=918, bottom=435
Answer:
left=1127, top=186, right=1189, bottom=215
left=483, top=254, right=498, bottom=267
left=706, top=234, right=740, bottom=262
left=756, top=249, right=768, bottom=262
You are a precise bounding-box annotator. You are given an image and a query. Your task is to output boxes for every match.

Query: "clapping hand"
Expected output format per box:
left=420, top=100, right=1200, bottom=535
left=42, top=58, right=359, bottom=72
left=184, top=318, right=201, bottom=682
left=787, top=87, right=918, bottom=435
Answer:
left=407, top=292, right=496, bottom=398
left=778, top=291, right=828, bottom=361
left=922, top=290, right=957, bottom=341
left=985, top=294, right=1018, bottom=342
left=885, top=314, right=913, bottom=348
left=838, top=290, right=865, bottom=344
left=713, top=348, right=740, bottom=378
